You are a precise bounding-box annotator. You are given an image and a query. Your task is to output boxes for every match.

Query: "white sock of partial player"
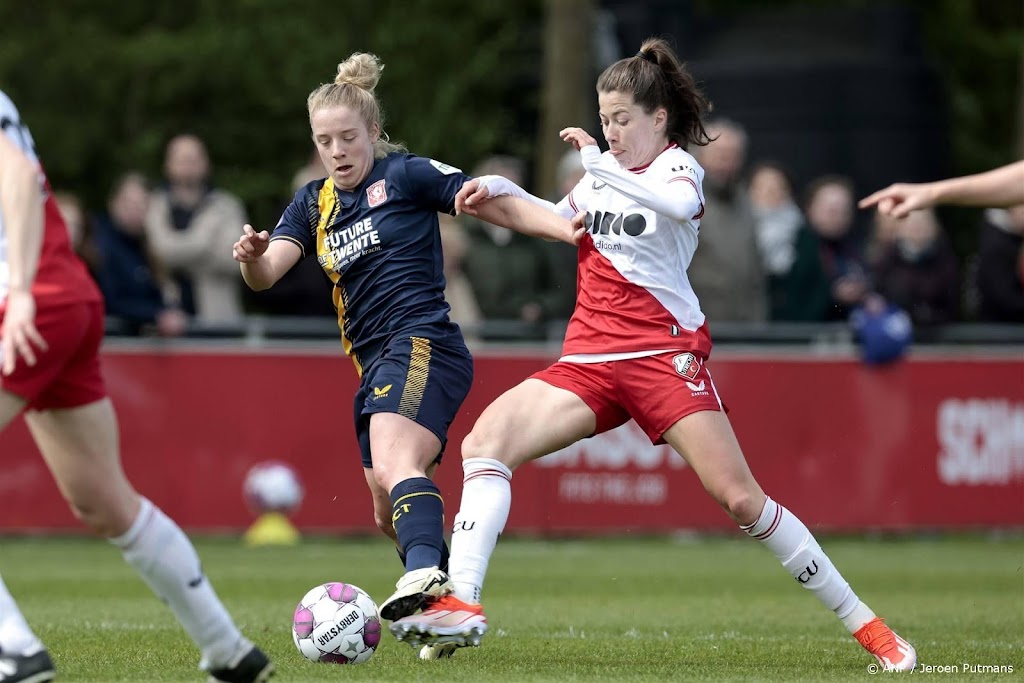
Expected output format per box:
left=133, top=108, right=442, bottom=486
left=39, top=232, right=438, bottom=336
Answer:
left=110, top=498, right=249, bottom=667
left=449, top=458, right=513, bottom=604
left=742, top=496, right=876, bottom=633
left=0, top=575, right=44, bottom=656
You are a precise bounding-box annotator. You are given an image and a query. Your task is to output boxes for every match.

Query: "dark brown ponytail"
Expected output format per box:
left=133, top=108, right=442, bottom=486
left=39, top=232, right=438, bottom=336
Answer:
left=596, top=37, right=713, bottom=150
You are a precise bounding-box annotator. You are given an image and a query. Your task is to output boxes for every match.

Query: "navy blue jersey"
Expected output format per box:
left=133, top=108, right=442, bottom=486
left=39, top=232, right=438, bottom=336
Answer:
left=272, top=153, right=473, bottom=374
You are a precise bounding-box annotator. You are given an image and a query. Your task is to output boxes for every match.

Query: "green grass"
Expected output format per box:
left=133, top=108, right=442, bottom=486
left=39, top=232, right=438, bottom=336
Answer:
left=2, top=535, right=1022, bottom=682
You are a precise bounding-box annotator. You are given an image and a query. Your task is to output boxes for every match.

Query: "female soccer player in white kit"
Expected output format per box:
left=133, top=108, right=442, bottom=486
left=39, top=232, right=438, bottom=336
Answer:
left=391, top=38, right=917, bottom=673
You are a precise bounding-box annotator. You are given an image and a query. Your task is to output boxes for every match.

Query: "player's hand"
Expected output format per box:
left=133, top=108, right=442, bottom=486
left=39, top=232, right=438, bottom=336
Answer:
left=233, top=224, right=271, bottom=263
left=560, top=127, right=598, bottom=151
left=858, top=183, right=937, bottom=219
left=1, top=289, right=48, bottom=376
left=455, top=179, right=490, bottom=216
left=569, top=211, right=588, bottom=245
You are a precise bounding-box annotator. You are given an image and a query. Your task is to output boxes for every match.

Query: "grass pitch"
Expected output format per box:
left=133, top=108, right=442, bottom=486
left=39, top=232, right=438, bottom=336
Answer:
left=2, top=535, right=1021, bottom=682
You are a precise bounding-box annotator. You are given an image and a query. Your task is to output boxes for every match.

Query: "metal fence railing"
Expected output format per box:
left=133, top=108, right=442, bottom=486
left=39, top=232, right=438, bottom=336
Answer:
left=104, top=316, right=1024, bottom=347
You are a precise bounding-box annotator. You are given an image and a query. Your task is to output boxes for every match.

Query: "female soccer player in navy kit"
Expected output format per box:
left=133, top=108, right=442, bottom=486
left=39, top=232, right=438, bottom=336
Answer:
left=392, top=38, right=917, bottom=673
left=232, top=53, right=578, bottom=625
left=0, top=90, right=272, bottom=682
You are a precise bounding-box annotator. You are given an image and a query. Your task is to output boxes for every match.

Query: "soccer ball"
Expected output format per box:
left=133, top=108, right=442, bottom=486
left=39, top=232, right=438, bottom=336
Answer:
left=243, top=461, right=303, bottom=515
left=292, top=582, right=381, bottom=664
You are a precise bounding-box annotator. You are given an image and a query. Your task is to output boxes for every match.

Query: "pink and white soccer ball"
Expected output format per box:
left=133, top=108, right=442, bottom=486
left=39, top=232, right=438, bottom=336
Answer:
left=243, top=461, right=303, bottom=515
left=292, top=582, right=381, bottom=664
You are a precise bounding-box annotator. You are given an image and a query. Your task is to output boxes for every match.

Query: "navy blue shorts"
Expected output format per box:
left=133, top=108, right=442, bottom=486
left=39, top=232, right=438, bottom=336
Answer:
left=354, top=335, right=474, bottom=469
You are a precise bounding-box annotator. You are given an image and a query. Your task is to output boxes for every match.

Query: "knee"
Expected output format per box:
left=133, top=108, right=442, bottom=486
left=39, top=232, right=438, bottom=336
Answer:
left=710, top=485, right=765, bottom=526
left=461, top=430, right=485, bottom=461
left=461, top=427, right=504, bottom=462
left=372, top=462, right=400, bottom=494
left=66, top=486, right=139, bottom=538
left=67, top=498, right=122, bottom=538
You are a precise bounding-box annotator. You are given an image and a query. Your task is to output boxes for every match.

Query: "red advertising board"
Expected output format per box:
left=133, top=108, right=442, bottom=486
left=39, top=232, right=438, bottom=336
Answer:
left=1, top=345, right=1021, bottom=532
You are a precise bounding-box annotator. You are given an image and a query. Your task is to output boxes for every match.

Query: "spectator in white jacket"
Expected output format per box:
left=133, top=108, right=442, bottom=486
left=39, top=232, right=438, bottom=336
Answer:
left=146, top=134, right=247, bottom=323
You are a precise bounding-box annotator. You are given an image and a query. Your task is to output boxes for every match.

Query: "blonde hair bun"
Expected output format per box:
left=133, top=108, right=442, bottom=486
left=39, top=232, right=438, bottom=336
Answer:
left=334, top=52, right=383, bottom=92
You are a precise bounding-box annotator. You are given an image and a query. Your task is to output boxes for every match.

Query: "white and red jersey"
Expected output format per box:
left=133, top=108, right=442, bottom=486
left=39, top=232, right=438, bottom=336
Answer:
left=0, top=89, right=100, bottom=310
left=551, top=143, right=710, bottom=360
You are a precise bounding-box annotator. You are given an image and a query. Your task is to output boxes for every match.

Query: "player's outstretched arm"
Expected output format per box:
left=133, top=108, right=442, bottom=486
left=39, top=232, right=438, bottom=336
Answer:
left=471, top=196, right=583, bottom=245
left=234, top=224, right=301, bottom=291
left=456, top=176, right=562, bottom=216
left=859, top=161, right=1024, bottom=218
left=0, top=132, right=48, bottom=374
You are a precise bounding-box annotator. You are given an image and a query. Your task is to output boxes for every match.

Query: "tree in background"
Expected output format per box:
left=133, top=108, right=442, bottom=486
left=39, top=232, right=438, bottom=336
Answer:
left=535, top=0, right=594, bottom=199
left=1, top=0, right=1017, bottom=248
left=0, top=0, right=542, bottom=228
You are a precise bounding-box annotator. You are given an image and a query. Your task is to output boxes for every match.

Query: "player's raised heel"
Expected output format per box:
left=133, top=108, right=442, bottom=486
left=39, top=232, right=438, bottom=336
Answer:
left=379, top=566, right=453, bottom=621
left=389, top=594, right=488, bottom=650
left=853, top=617, right=916, bottom=673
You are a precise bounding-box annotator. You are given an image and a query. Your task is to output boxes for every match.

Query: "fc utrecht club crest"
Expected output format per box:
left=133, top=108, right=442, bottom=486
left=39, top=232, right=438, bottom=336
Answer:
left=366, top=179, right=387, bottom=207
left=672, top=352, right=700, bottom=381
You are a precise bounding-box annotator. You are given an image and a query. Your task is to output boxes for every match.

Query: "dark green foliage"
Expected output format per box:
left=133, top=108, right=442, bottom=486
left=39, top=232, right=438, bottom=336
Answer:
left=1, top=0, right=1016, bottom=236
left=0, top=0, right=542, bottom=226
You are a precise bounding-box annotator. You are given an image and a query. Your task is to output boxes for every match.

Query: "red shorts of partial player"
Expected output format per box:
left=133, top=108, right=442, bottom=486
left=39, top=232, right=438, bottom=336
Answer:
left=531, top=351, right=725, bottom=444
left=0, top=301, right=106, bottom=410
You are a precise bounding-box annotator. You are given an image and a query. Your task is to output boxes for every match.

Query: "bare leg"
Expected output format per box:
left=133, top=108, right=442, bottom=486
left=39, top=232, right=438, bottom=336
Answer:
left=26, top=399, right=252, bottom=669
left=392, top=378, right=597, bottom=651
left=0, top=387, right=27, bottom=432
left=25, top=399, right=138, bottom=536
left=661, top=410, right=764, bottom=525
left=663, top=410, right=915, bottom=671
left=371, top=413, right=454, bottom=620
left=450, top=378, right=597, bottom=600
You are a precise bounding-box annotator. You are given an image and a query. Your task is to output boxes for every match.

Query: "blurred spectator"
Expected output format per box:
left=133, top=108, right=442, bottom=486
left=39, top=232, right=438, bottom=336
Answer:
left=747, top=161, right=803, bottom=319
left=778, top=175, right=868, bottom=321
left=242, top=156, right=335, bottom=318
left=536, top=149, right=586, bottom=322
left=290, top=147, right=325, bottom=192
left=461, top=155, right=566, bottom=339
left=54, top=191, right=101, bottom=278
left=94, top=172, right=187, bottom=336
left=971, top=206, right=1024, bottom=322
left=556, top=148, right=586, bottom=196
left=688, top=119, right=766, bottom=321
left=865, top=210, right=903, bottom=270
left=873, top=209, right=959, bottom=325
left=146, top=133, right=246, bottom=323
left=438, top=212, right=483, bottom=340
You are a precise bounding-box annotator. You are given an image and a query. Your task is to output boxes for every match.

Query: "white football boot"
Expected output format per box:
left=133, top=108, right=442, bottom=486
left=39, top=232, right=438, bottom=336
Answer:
left=379, top=566, right=452, bottom=621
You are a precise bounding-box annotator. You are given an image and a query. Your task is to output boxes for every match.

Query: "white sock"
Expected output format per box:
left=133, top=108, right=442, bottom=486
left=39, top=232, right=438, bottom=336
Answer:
left=742, top=496, right=875, bottom=633
left=0, top=575, right=44, bottom=656
left=449, top=458, right=513, bottom=603
left=110, top=498, right=248, bottom=667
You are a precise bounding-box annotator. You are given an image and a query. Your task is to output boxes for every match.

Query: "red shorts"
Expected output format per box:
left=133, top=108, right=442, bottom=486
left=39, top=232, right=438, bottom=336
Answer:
left=531, top=351, right=725, bottom=444
left=0, top=301, right=107, bottom=410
